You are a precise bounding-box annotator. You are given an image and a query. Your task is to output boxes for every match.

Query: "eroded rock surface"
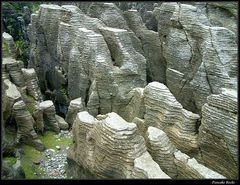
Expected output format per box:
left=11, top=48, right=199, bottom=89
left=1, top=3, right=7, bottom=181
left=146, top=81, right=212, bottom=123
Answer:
left=198, top=88, right=238, bottom=178
left=153, top=3, right=237, bottom=113
left=68, top=111, right=169, bottom=179
left=144, top=82, right=200, bottom=154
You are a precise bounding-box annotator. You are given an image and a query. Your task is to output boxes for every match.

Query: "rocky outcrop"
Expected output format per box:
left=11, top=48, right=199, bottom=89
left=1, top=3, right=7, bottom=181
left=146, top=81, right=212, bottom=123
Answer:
left=65, top=97, right=84, bottom=127
left=87, top=3, right=129, bottom=30
left=55, top=115, right=69, bottom=130
left=28, top=4, right=146, bottom=121
left=198, top=88, right=238, bottom=178
left=124, top=10, right=166, bottom=83
left=174, top=150, right=225, bottom=179
left=146, top=126, right=225, bottom=179
left=144, top=82, right=200, bottom=155
left=153, top=3, right=237, bottom=113
left=68, top=111, right=170, bottom=179
left=13, top=100, right=45, bottom=151
left=121, top=88, right=145, bottom=122
left=40, top=100, right=60, bottom=133
left=3, top=58, right=25, bottom=87
left=2, top=32, right=17, bottom=58
left=21, top=68, right=43, bottom=102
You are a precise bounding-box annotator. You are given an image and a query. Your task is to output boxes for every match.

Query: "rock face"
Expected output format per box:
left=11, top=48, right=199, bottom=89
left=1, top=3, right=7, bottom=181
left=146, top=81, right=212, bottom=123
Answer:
left=13, top=2, right=237, bottom=179
left=21, top=68, right=43, bottom=102
left=152, top=3, right=237, bottom=114
left=144, top=82, right=200, bottom=155
left=68, top=111, right=169, bottom=179
left=198, top=88, right=238, bottom=178
left=146, top=126, right=178, bottom=178
left=13, top=100, right=45, bottom=151
left=40, top=100, right=60, bottom=133
left=123, top=10, right=166, bottom=83
left=65, top=97, right=84, bottom=127
left=174, top=150, right=225, bottom=179
left=2, top=32, right=17, bottom=58
left=146, top=127, right=225, bottom=179
left=28, top=4, right=146, bottom=121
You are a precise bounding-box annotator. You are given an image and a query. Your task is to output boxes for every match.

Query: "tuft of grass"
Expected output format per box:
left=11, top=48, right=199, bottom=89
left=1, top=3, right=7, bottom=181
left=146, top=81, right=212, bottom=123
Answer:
left=39, top=131, right=73, bottom=149
left=3, top=157, right=17, bottom=166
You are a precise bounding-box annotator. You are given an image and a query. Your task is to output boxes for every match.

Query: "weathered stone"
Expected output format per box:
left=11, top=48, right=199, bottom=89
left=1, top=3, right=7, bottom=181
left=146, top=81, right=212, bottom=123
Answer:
left=121, top=88, right=145, bottom=122
left=12, top=100, right=45, bottom=151
left=2, top=32, right=17, bottom=58
left=124, top=10, right=166, bottom=83
left=32, top=104, right=44, bottom=134
left=153, top=3, right=237, bottom=113
left=87, top=3, right=129, bottom=30
left=198, top=89, right=238, bottom=178
left=144, top=82, right=200, bottom=154
left=3, top=58, right=25, bottom=87
left=65, top=97, right=84, bottom=127
left=146, top=127, right=178, bottom=178
left=55, top=115, right=69, bottom=130
left=21, top=68, right=43, bottom=102
left=174, top=150, right=225, bottom=179
left=2, top=79, right=22, bottom=122
left=40, top=100, right=60, bottom=133
left=69, top=111, right=169, bottom=179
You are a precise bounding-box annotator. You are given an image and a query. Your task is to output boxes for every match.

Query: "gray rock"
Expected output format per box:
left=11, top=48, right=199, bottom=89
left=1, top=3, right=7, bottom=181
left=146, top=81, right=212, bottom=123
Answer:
left=55, top=115, right=69, bottom=130
left=153, top=3, right=237, bottom=113
left=2, top=32, right=17, bottom=59
left=65, top=97, right=84, bottom=127
left=13, top=100, right=45, bottom=151
left=40, top=100, right=60, bottom=133
left=146, top=127, right=178, bottom=178
left=21, top=68, right=43, bottom=102
left=124, top=10, right=166, bottom=83
left=69, top=111, right=169, bottom=178
left=198, top=88, right=237, bottom=178
left=144, top=82, right=200, bottom=154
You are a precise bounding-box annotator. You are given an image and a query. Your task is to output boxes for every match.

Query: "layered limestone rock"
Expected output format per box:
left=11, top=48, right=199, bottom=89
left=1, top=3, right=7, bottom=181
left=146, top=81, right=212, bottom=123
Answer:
left=2, top=32, right=17, bottom=58
left=68, top=111, right=169, bottom=179
left=32, top=105, right=44, bottom=134
left=146, top=127, right=178, bottom=178
left=28, top=4, right=147, bottom=121
left=2, top=79, right=22, bottom=123
left=87, top=3, right=129, bottom=30
left=124, top=10, right=166, bottom=83
left=121, top=88, right=145, bottom=122
left=39, top=100, right=60, bottom=133
left=144, top=82, right=200, bottom=154
left=12, top=100, right=45, bottom=151
left=65, top=97, right=84, bottom=127
left=99, top=26, right=146, bottom=117
left=198, top=88, right=238, bottom=178
left=21, top=68, right=43, bottom=102
left=153, top=3, right=237, bottom=113
left=146, top=127, right=225, bottom=179
left=3, top=58, right=25, bottom=87
left=55, top=115, right=69, bottom=130
left=174, top=150, right=225, bottom=179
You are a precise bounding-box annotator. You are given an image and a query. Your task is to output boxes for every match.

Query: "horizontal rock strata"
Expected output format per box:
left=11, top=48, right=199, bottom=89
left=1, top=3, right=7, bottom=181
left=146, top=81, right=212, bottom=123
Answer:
left=69, top=111, right=170, bottom=179
left=144, top=82, right=200, bottom=154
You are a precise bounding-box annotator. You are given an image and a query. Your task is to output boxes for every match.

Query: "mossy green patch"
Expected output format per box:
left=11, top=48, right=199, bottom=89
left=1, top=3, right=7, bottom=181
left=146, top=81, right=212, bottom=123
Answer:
left=21, top=144, right=43, bottom=179
left=3, top=157, right=17, bottom=166
left=2, top=42, right=10, bottom=57
left=39, top=131, right=73, bottom=149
